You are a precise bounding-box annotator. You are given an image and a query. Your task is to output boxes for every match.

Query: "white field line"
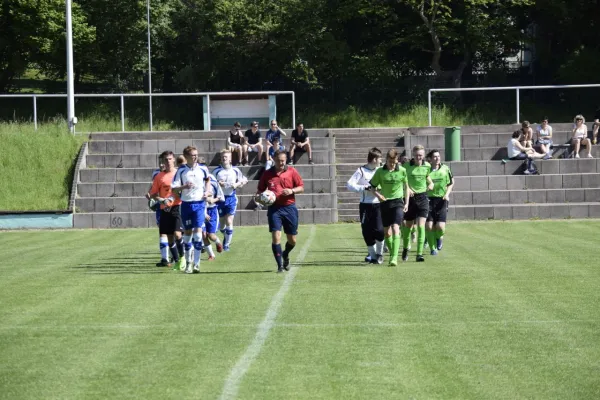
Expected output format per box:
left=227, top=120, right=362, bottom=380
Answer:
left=218, top=225, right=317, bottom=400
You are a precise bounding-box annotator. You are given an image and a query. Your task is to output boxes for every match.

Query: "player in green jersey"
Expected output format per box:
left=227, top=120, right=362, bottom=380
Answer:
left=401, top=145, right=434, bottom=262
left=426, top=149, right=454, bottom=254
left=369, top=148, right=409, bottom=266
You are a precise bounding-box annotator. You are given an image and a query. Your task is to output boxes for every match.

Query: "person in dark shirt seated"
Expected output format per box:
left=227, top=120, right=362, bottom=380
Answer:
left=289, top=123, right=314, bottom=165
left=228, top=121, right=244, bottom=165
left=243, top=121, right=264, bottom=165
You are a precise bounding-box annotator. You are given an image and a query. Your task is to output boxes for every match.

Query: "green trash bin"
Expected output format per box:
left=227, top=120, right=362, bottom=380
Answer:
left=444, top=126, right=461, bottom=161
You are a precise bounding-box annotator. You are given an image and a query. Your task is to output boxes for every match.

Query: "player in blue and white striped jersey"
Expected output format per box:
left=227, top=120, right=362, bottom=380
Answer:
left=346, top=147, right=385, bottom=264
left=171, top=146, right=212, bottom=274
left=212, top=149, right=248, bottom=251
left=202, top=173, right=225, bottom=260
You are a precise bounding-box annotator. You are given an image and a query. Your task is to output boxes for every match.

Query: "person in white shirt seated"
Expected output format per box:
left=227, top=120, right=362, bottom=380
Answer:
left=508, top=130, right=548, bottom=162
left=571, top=114, right=593, bottom=159
left=535, top=117, right=553, bottom=156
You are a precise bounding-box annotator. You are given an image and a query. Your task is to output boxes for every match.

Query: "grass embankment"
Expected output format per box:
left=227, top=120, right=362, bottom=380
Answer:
left=0, top=125, right=86, bottom=211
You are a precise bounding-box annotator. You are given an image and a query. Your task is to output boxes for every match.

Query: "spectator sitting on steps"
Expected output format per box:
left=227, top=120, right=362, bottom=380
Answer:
left=535, top=117, right=553, bottom=157
left=519, top=121, right=533, bottom=148
left=507, top=130, right=548, bottom=169
left=571, top=114, right=593, bottom=159
left=592, top=106, right=600, bottom=145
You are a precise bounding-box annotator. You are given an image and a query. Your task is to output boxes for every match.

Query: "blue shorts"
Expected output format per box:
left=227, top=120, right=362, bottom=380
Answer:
left=155, top=209, right=161, bottom=226
left=181, top=200, right=206, bottom=230
left=218, top=195, right=238, bottom=217
left=203, top=206, right=220, bottom=234
left=268, top=204, right=299, bottom=235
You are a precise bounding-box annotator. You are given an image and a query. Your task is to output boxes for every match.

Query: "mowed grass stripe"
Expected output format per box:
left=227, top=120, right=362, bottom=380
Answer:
left=1, top=222, right=600, bottom=399
left=0, top=227, right=286, bottom=399
left=239, top=222, right=600, bottom=400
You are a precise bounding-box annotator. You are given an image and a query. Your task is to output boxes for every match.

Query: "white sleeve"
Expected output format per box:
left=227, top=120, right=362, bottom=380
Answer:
left=347, top=168, right=366, bottom=192
left=172, top=168, right=183, bottom=188
left=235, top=167, right=248, bottom=185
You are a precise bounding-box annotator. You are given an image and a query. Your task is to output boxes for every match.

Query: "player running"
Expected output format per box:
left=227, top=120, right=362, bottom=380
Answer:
left=213, top=149, right=248, bottom=251
left=346, top=147, right=385, bottom=264
left=256, top=150, right=304, bottom=273
left=171, top=146, right=212, bottom=274
left=148, top=151, right=184, bottom=270
left=202, top=173, right=225, bottom=260
left=426, top=149, right=454, bottom=254
left=369, top=148, right=409, bottom=267
left=401, top=145, right=434, bottom=262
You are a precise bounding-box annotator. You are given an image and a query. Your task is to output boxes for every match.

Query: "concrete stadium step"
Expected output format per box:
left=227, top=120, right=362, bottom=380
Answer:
left=88, top=137, right=334, bottom=154
left=86, top=149, right=333, bottom=168
left=76, top=193, right=337, bottom=212
left=336, top=173, right=600, bottom=191
left=77, top=179, right=337, bottom=198
left=407, top=131, right=579, bottom=149
left=451, top=188, right=600, bottom=205
left=79, top=164, right=337, bottom=183
left=338, top=202, right=600, bottom=221
left=450, top=202, right=600, bottom=220
left=334, top=149, right=402, bottom=157
left=457, top=146, right=599, bottom=161
left=89, top=129, right=331, bottom=141
left=73, top=208, right=338, bottom=229
left=451, top=173, right=600, bottom=191
left=336, top=160, right=600, bottom=176
left=409, top=123, right=582, bottom=135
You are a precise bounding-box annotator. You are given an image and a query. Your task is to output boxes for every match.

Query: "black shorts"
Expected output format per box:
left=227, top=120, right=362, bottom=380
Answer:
left=359, top=202, right=383, bottom=232
left=380, top=198, right=405, bottom=227
left=159, top=205, right=183, bottom=235
left=404, top=193, right=430, bottom=221
left=427, top=197, right=448, bottom=223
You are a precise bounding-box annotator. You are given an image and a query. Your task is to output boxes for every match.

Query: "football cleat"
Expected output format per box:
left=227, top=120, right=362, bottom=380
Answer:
left=282, top=253, right=290, bottom=271
left=376, top=254, right=384, bottom=264
left=364, top=254, right=372, bottom=263
left=430, top=249, right=438, bottom=256
left=192, top=264, right=200, bottom=273
left=216, top=243, right=223, bottom=253
left=156, top=259, right=171, bottom=267
left=223, top=244, right=230, bottom=252
left=437, top=238, right=443, bottom=251
left=402, top=249, right=409, bottom=262
left=416, top=255, right=425, bottom=262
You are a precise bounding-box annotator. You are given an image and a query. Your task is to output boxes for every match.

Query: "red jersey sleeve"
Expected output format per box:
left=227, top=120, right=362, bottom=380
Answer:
left=292, top=168, right=304, bottom=188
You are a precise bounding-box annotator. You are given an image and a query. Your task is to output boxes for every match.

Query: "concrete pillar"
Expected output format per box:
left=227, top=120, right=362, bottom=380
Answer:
left=268, top=95, right=277, bottom=123
left=202, top=96, right=209, bottom=130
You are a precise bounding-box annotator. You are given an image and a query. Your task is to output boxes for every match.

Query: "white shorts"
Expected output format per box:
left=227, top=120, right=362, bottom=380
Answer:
left=247, top=145, right=260, bottom=152
left=229, top=143, right=242, bottom=149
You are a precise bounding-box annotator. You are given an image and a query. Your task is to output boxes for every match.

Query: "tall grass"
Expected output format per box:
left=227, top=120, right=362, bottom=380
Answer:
left=0, top=126, right=86, bottom=211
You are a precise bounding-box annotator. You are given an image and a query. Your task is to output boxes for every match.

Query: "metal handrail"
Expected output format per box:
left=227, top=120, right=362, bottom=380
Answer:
left=427, top=84, right=600, bottom=126
left=0, top=91, right=296, bottom=132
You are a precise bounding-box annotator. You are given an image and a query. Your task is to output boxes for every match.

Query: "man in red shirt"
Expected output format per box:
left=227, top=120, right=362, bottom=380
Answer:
left=256, top=150, right=304, bottom=272
left=149, top=151, right=184, bottom=270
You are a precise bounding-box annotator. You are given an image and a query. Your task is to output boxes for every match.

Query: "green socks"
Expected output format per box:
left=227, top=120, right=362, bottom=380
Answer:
left=426, top=229, right=437, bottom=250
left=384, top=236, right=393, bottom=257
left=417, top=225, right=426, bottom=255
left=391, top=234, right=400, bottom=261
left=435, top=229, right=445, bottom=240
left=401, top=226, right=410, bottom=250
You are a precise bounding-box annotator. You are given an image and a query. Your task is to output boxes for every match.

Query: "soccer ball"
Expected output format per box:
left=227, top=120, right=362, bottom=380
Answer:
left=257, top=190, right=276, bottom=206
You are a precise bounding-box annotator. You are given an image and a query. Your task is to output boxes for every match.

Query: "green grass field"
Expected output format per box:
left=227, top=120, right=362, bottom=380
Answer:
left=1, top=221, right=600, bottom=399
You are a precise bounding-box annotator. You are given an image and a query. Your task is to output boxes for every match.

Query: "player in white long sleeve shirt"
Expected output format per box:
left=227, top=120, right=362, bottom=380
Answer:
left=346, top=147, right=385, bottom=264
left=213, top=149, right=248, bottom=250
